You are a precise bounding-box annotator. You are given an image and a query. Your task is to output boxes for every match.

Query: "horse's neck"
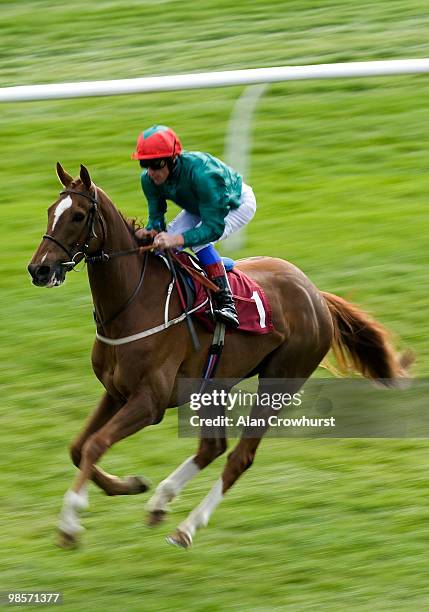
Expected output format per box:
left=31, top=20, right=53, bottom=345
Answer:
left=96, top=188, right=135, bottom=252
left=87, top=190, right=171, bottom=333
left=87, top=191, right=138, bottom=322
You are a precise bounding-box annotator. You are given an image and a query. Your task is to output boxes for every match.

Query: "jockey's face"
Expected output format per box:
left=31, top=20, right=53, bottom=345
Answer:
left=148, top=164, right=170, bottom=185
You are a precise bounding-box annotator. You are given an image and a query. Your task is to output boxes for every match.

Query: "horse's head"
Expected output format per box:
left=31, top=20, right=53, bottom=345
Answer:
left=28, top=163, right=105, bottom=287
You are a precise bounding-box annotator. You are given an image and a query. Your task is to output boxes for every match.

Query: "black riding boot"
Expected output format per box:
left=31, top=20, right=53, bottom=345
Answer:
left=204, top=262, right=239, bottom=328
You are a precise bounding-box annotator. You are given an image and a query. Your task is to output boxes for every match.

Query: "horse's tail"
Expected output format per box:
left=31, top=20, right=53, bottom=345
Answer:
left=322, top=292, right=413, bottom=387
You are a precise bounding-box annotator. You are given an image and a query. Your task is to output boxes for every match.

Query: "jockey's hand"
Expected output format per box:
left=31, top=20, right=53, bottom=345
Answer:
left=135, top=228, right=157, bottom=245
left=153, top=232, right=185, bottom=250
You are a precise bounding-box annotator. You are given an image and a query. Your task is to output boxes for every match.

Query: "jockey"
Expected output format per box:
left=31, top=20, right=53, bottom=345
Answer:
left=131, top=124, right=257, bottom=329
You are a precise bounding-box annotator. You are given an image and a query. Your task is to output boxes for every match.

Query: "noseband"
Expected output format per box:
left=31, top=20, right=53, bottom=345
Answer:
left=42, top=187, right=106, bottom=269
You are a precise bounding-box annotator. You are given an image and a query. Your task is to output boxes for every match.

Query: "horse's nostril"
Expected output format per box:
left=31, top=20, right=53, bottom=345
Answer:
left=28, top=263, right=51, bottom=281
left=28, top=263, right=42, bottom=278
left=38, top=265, right=50, bottom=278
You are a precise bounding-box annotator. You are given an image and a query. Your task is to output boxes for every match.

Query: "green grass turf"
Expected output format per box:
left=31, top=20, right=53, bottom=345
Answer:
left=1, top=1, right=429, bottom=610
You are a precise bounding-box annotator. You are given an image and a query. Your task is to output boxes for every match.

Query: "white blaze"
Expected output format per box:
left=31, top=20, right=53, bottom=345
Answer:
left=52, top=196, right=72, bottom=230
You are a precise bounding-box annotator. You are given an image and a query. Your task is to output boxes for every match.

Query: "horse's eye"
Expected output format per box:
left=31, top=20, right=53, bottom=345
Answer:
left=72, top=212, right=85, bottom=223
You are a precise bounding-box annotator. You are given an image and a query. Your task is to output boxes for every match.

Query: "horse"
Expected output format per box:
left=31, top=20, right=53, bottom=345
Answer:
left=28, top=164, right=411, bottom=549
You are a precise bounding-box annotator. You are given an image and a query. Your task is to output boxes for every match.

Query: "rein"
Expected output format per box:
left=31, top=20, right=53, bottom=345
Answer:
left=94, top=253, right=214, bottom=347
left=42, top=186, right=218, bottom=342
left=43, top=187, right=146, bottom=268
left=43, top=186, right=151, bottom=329
left=94, top=250, right=149, bottom=328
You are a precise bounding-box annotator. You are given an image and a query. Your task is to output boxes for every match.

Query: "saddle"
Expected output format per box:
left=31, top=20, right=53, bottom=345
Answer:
left=170, top=251, right=273, bottom=335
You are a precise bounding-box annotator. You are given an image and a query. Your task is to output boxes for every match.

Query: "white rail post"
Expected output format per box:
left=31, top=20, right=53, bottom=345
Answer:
left=223, top=83, right=268, bottom=253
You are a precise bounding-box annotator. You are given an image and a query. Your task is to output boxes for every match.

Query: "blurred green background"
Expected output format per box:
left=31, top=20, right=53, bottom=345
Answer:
left=1, top=1, right=428, bottom=610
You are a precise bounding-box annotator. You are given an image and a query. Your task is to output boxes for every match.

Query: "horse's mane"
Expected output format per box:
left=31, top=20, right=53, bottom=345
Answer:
left=118, top=211, right=144, bottom=235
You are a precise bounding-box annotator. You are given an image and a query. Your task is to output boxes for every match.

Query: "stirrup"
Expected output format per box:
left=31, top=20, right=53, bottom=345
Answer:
left=214, top=311, right=239, bottom=328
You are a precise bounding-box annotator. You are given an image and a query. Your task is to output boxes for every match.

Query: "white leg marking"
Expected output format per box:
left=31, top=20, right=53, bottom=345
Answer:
left=146, top=456, right=200, bottom=513
left=52, top=196, right=72, bottom=230
left=58, top=485, right=88, bottom=536
left=177, top=478, right=224, bottom=541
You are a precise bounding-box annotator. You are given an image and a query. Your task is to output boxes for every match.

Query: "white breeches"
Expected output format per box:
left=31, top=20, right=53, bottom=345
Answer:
left=167, top=182, right=256, bottom=253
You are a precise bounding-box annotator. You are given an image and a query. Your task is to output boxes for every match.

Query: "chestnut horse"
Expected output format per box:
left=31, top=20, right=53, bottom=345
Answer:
left=28, top=164, right=409, bottom=549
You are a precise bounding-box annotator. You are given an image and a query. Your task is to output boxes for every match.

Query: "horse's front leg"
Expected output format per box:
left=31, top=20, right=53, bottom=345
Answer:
left=70, top=391, right=150, bottom=497
left=58, top=388, right=164, bottom=548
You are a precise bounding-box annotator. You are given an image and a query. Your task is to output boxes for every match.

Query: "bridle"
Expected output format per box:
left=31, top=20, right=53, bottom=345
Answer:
left=41, top=186, right=148, bottom=328
left=42, top=187, right=106, bottom=270
left=37, top=184, right=213, bottom=344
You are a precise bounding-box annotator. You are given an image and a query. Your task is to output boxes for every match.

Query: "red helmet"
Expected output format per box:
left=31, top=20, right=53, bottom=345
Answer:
left=131, top=125, right=182, bottom=160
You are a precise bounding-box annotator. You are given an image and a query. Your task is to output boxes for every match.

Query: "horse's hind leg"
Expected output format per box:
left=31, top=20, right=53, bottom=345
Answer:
left=70, top=392, right=150, bottom=497
left=165, top=382, right=279, bottom=548
left=167, top=340, right=329, bottom=548
left=146, top=436, right=227, bottom=526
left=167, top=432, right=263, bottom=548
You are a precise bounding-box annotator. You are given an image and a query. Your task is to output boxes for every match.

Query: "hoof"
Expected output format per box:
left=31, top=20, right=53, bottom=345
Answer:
left=146, top=509, right=167, bottom=527
left=166, top=530, right=192, bottom=549
left=124, top=476, right=151, bottom=495
left=56, top=530, right=79, bottom=550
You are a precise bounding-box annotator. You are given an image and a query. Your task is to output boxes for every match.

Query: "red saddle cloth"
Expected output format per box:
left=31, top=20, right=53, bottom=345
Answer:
left=174, top=253, right=273, bottom=335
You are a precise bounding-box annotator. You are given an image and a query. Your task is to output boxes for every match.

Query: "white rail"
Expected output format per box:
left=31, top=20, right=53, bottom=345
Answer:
left=1, top=59, right=429, bottom=102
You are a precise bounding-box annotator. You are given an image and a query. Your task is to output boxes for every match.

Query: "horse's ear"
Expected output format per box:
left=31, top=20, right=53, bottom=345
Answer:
left=80, top=164, right=92, bottom=190
left=56, top=162, right=73, bottom=187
